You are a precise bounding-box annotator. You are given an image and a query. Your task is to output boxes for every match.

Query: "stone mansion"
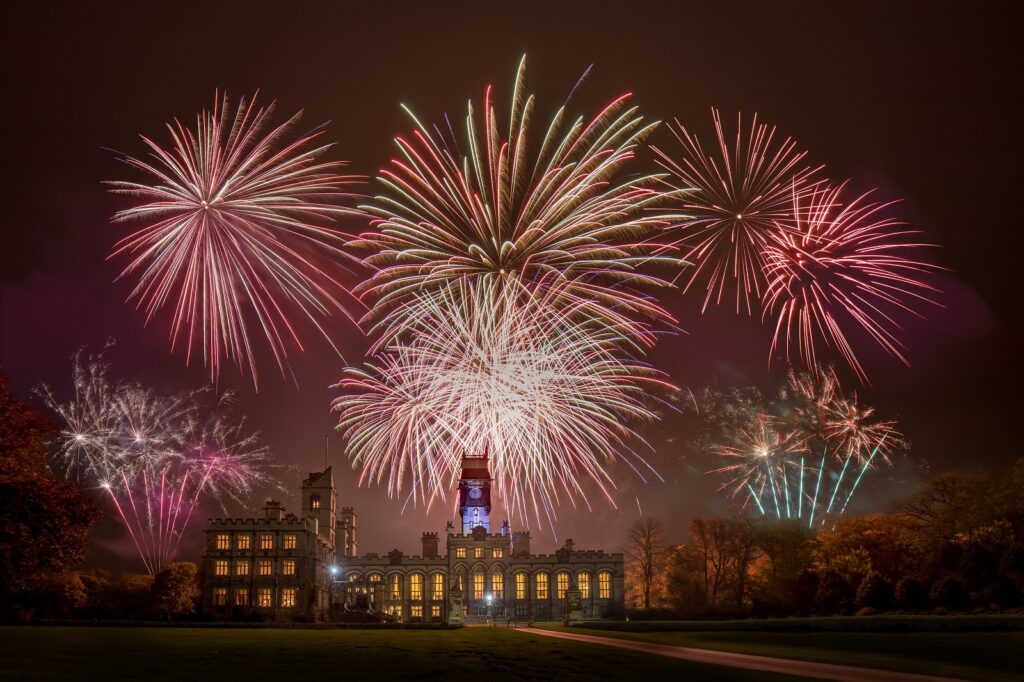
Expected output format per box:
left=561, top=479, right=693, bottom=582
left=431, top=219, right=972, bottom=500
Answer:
left=200, top=454, right=625, bottom=623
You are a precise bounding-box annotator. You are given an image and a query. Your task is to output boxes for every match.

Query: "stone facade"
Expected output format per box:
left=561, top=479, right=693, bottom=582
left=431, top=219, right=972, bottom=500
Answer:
left=201, top=457, right=625, bottom=622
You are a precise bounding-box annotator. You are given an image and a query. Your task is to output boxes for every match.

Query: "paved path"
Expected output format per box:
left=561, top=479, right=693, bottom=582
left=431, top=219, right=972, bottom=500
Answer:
left=519, top=627, right=967, bottom=682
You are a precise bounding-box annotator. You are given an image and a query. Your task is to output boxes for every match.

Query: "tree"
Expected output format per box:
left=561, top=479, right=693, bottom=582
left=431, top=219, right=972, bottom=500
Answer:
left=894, top=576, right=929, bottom=611
left=0, top=375, right=100, bottom=616
left=930, top=575, right=969, bottom=611
left=815, top=570, right=853, bottom=614
left=625, top=518, right=666, bottom=609
left=151, top=562, right=200, bottom=620
left=855, top=571, right=893, bottom=611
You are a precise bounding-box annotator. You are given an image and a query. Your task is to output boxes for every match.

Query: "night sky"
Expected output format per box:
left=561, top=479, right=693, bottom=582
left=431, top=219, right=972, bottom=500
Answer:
left=1, top=2, right=1020, bottom=568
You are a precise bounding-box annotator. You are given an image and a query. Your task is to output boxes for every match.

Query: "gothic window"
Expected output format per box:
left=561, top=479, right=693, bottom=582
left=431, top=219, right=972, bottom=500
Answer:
left=283, top=534, right=297, bottom=550
left=410, top=573, right=423, bottom=601
left=259, top=534, right=273, bottom=550
left=236, top=534, right=251, bottom=550
left=215, top=560, right=229, bottom=576
left=215, top=533, right=230, bottom=550
left=258, top=559, right=273, bottom=576
left=369, top=573, right=382, bottom=583
left=280, top=587, right=297, bottom=608
left=578, top=571, right=591, bottom=599
left=492, top=548, right=504, bottom=559
left=598, top=571, right=612, bottom=599
left=235, top=560, right=250, bottom=576
left=474, top=547, right=484, bottom=559
left=473, top=571, right=485, bottom=600
left=455, top=548, right=467, bottom=559
left=257, top=587, right=273, bottom=608
left=431, top=573, right=445, bottom=600
left=389, top=574, right=402, bottom=600
left=233, top=587, right=248, bottom=606
left=491, top=570, right=504, bottom=598
left=515, top=572, right=527, bottom=600
left=535, top=572, right=549, bottom=600
left=556, top=571, right=570, bottom=599
left=310, top=495, right=321, bottom=510
left=213, top=588, right=227, bottom=606
left=282, top=560, right=296, bottom=576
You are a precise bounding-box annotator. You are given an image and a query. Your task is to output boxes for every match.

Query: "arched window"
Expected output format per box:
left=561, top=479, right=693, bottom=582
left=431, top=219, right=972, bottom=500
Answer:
left=473, top=570, right=485, bottom=600
left=555, top=571, right=570, bottom=599
left=598, top=570, right=612, bottom=599
left=491, top=569, right=504, bottom=598
left=410, top=573, right=423, bottom=601
left=368, top=573, right=382, bottom=583
left=535, top=572, right=549, bottom=600
left=577, top=571, right=591, bottom=599
left=431, top=573, right=445, bottom=600
left=389, top=573, right=402, bottom=600
left=515, top=572, right=528, bottom=600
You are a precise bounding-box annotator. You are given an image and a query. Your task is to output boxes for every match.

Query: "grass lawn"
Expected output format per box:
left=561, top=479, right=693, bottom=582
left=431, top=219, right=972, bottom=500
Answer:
left=0, top=626, right=799, bottom=681
left=542, top=625, right=1024, bottom=681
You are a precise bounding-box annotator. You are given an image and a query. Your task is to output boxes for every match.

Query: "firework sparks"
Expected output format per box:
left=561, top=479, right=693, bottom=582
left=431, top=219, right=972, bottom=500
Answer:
left=762, top=182, right=941, bottom=383
left=39, top=352, right=280, bottom=573
left=652, top=109, right=820, bottom=314
left=353, top=55, right=682, bottom=348
left=334, top=281, right=670, bottom=527
left=108, top=91, right=364, bottom=387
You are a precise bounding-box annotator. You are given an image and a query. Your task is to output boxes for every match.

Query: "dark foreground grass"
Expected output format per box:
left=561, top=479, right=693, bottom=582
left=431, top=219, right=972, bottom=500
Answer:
left=0, top=626, right=798, bottom=681
left=543, top=625, right=1024, bottom=681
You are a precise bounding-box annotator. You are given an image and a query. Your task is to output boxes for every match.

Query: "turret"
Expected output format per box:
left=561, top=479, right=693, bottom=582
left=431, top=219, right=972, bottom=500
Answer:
left=422, top=532, right=439, bottom=558
left=457, top=451, right=492, bottom=534
left=301, top=467, right=336, bottom=549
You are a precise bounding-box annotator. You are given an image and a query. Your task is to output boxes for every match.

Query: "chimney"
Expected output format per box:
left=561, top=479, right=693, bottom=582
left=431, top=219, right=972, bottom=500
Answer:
left=422, top=532, right=439, bottom=558
left=564, top=538, right=574, bottom=552
left=500, top=520, right=509, bottom=537
left=263, top=500, right=284, bottom=521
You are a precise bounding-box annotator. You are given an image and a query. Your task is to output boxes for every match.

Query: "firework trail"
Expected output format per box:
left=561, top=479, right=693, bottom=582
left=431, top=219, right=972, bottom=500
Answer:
left=652, top=109, right=820, bottom=315
left=353, top=55, right=682, bottom=348
left=40, top=352, right=280, bottom=573
left=334, top=281, right=671, bottom=527
left=108, top=91, right=364, bottom=387
left=762, top=182, right=941, bottom=383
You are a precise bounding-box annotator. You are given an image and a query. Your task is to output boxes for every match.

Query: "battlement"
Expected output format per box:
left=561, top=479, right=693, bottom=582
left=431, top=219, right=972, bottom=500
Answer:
left=206, top=514, right=304, bottom=528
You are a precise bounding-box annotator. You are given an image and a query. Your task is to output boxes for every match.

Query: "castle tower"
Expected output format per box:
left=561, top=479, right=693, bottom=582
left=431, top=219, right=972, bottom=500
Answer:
left=338, top=506, right=358, bottom=558
left=301, top=467, right=336, bottom=550
left=458, top=452, right=491, bottom=534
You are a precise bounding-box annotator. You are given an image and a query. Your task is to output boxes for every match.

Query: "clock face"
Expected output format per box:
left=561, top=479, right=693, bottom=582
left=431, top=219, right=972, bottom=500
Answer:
left=468, top=487, right=483, bottom=500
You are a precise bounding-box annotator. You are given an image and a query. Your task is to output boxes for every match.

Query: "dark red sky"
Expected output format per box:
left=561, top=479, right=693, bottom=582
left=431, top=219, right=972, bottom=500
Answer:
left=1, top=1, right=1021, bottom=567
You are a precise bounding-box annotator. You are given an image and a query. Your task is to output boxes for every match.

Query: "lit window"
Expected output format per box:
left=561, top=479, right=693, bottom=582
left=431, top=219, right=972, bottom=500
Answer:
left=215, top=560, right=229, bottom=577
left=215, top=533, right=230, bottom=550
left=473, top=571, right=485, bottom=600
left=369, top=573, right=382, bottom=583
left=410, top=605, right=423, bottom=619
left=257, top=587, right=273, bottom=608
left=259, top=534, right=273, bottom=550
left=598, top=571, right=612, bottom=599
left=213, top=588, right=228, bottom=606
left=431, top=573, right=444, bottom=600
left=311, top=495, right=320, bottom=510
left=410, top=573, right=423, bottom=601
left=389, top=574, right=402, bottom=600
left=578, top=572, right=591, bottom=599
left=282, top=560, right=296, bottom=576
left=258, top=559, right=273, bottom=576
left=236, top=534, right=251, bottom=550
left=492, top=548, right=504, bottom=559
left=283, top=534, right=297, bottom=550
left=431, top=605, right=441, bottom=619
left=235, top=560, right=249, bottom=576
left=515, top=572, right=527, bottom=600
left=234, top=588, right=248, bottom=606
left=556, top=571, right=570, bottom=600
left=280, top=587, right=297, bottom=608
left=455, top=548, right=466, bottom=559
left=474, top=547, right=484, bottom=559
left=535, top=572, right=549, bottom=600
left=491, top=570, right=504, bottom=599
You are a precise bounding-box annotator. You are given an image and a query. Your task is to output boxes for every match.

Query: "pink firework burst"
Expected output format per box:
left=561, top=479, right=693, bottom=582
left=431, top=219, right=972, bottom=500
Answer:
left=108, top=91, right=365, bottom=387
left=653, top=108, right=820, bottom=314
left=762, top=183, right=941, bottom=383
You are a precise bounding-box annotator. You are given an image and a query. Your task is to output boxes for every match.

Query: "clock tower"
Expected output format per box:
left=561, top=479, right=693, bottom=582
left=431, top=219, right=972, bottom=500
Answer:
left=458, top=452, right=491, bottom=534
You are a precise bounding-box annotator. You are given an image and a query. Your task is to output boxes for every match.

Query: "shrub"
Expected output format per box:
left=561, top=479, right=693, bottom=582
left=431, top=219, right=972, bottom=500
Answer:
left=815, top=571, right=853, bottom=615
left=792, top=569, right=819, bottom=614
left=930, top=575, right=969, bottom=612
left=855, top=572, right=893, bottom=611
left=958, top=541, right=997, bottom=590
left=895, top=576, right=929, bottom=611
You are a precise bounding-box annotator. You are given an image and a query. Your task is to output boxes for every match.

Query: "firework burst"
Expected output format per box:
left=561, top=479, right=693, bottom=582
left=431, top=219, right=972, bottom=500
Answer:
left=353, top=55, right=681, bottom=348
left=762, top=182, right=941, bottom=383
left=108, top=91, right=364, bottom=387
left=40, top=352, right=280, bottom=573
left=652, top=109, right=820, bottom=314
left=334, top=281, right=670, bottom=527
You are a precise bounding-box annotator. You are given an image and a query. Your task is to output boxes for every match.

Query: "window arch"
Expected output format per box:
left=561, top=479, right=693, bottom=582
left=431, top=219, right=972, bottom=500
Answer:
left=577, top=571, right=591, bottom=599
left=598, top=570, right=612, bottom=599
left=535, top=571, right=549, bottom=600
left=491, top=568, right=504, bottom=599
left=410, top=573, right=424, bottom=601
left=473, top=569, right=485, bottom=600
left=388, top=573, right=402, bottom=600
left=555, top=571, right=570, bottom=599
left=514, top=572, right=528, bottom=600
left=430, top=572, right=445, bottom=600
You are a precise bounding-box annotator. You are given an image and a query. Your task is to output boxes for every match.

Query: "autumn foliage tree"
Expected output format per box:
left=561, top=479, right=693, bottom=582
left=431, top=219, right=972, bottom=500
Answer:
left=625, top=518, right=667, bottom=609
left=0, top=374, right=100, bottom=617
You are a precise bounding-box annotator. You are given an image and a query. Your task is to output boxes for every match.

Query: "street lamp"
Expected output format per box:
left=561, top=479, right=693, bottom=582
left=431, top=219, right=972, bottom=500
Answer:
left=485, top=592, right=493, bottom=625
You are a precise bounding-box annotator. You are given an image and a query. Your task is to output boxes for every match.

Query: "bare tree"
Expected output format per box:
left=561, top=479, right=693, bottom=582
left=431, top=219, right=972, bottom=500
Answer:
left=625, top=518, right=666, bottom=609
